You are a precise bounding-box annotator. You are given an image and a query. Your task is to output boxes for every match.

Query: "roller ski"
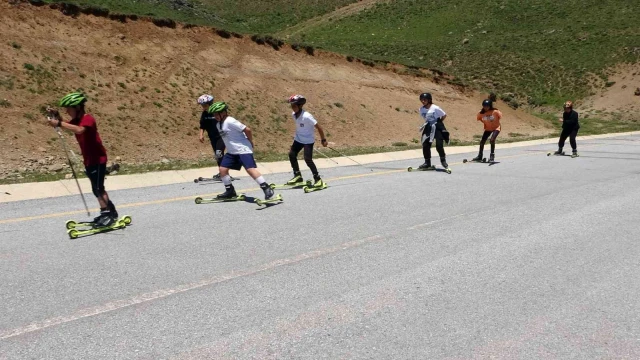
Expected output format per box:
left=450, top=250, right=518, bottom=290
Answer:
left=408, top=162, right=451, bottom=174
left=194, top=174, right=238, bottom=183
left=547, top=150, right=570, bottom=157
left=303, top=177, right=328, bottom=193
left=571, top=151, right=579, bottom=158
left=255, top=186, right=283, bottom=206
left=463, top=155, right=487, bottom=164
left=65, top=214, right=132, bottom=239
left=195, top=184, right=246, bottom=204
left=269, top=173, right=311, bottom=189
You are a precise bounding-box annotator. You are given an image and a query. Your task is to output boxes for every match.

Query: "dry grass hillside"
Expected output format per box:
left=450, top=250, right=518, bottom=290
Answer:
left=0, top=1, right=554, bottom=181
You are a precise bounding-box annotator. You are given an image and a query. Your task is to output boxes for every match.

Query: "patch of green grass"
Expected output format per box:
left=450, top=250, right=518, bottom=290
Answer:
left=296, top=0, right=640, bottom=105
left=0, top=99, right=11, bottom=108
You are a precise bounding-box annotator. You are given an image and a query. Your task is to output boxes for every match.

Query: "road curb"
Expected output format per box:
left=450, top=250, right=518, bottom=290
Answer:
left=1, top=131, right=638, bottom=203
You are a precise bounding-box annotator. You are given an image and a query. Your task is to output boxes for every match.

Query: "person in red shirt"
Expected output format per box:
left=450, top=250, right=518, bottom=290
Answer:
left=472, top=99, right=503, bottom=162
left=47, top=92, right=118, bottom=226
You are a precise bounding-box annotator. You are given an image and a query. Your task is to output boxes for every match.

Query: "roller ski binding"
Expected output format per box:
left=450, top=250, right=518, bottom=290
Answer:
left=65, top=213, right=132, bottom=239
left=303, top=176, right=328, bottom=193
left=269, top=173, right=311, bottom=189
left=255, top=186, right=283, bottom=206
left=571, top=151, right=579, bottom=158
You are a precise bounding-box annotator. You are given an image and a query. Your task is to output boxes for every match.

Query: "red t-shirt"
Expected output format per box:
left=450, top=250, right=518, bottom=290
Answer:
left=70, top=114, right=107, bottom=166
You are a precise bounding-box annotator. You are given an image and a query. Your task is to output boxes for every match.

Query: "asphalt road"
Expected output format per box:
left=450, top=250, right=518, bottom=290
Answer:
left=2, top=135, right=640, bottom=359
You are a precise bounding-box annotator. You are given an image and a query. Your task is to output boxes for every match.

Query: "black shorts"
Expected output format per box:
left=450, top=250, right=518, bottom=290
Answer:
left=85, top=163, right=107, bottom=197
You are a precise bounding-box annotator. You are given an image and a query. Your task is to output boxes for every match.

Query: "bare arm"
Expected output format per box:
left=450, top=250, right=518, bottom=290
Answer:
left=315, top=124, right=327, bottom=146
left=243, top=126, right=254, bottom=147
left=199, top=129, right=205, bottom=142
left=46, top=117, right=87, bottom=134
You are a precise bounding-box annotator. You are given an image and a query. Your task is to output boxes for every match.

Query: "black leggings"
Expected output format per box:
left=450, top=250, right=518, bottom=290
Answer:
left=211, top=137, right=225, bottom=166
left=478, top=130, right=500, bottom=156
left=289, top=141, right=318, bottom=176
left=559, top=126, right=579, bottom=151
left=85, top=163, right=107, bottom=197
left=422, top=128, right=446, bottom=164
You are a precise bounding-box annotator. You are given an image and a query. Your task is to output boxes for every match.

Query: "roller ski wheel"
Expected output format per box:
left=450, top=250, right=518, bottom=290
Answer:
left=66, top=219, right=128, bottom=239
left=195, top=194, right=246, bottom=204
left=445, top=168, right=452, bottom=174
left=255, top=193, right=283, bottom=206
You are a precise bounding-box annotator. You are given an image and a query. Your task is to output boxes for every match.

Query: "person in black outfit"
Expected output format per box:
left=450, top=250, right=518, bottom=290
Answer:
left=553, top=101, right=580, bottom=157
left=197, top=94, right=226, bottom=180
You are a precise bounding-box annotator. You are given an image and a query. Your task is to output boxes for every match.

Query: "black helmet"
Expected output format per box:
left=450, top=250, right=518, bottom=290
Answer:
left=419, top=92, right=432, bottom=102
left=482, top=99, right=492, bottom=107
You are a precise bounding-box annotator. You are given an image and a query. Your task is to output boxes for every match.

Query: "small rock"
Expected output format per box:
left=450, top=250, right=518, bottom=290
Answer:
left=115, top=156, right=121, bottom=162
left=18, top=167, right=27, bottom=173
left=37, top=159, right=46, bottom=165
left=48, top=164, right=64, bottom=172
left=37, top=147, right=46, bottom=153
left=161, top=158, right=170, bottom=164
left=65, top=174, right=73, bottom=179
left=462, top=38, right=470, bottom=44
left=481, top=30, right=487, bottom=34
left=117, top=34, right=126, bottom=40
left=634, top=88, right=640, bottom=96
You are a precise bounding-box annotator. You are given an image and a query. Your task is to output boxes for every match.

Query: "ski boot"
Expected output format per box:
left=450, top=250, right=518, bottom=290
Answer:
left=489, top=153, right=495, bottom=163
left=255, top=183, right=283, bottom=206
left=304, top=175, right=328, bottom=193
left=108, top=200, right=118, bottom=219
left=93, top=210, right=116, bottom=228
left=216, top=185, right=237, bottom=199
left=286, top=173, right=304, bottom=186
left=418, top=162, right=435, bottom=170
left=441, top=158, right=452, bottom=174
left=571, top=150, right=579, bottom=158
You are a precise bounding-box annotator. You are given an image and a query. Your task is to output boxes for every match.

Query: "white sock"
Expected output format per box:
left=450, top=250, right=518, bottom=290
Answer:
left=255, top=176, right=266, bottom=185
left=222, top=175, right=231, bottom=186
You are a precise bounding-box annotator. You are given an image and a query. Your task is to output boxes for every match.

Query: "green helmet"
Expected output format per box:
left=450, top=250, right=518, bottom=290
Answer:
left=208, top=101, right=228, bottom=114
left=59, top=92, right=87, bottom=107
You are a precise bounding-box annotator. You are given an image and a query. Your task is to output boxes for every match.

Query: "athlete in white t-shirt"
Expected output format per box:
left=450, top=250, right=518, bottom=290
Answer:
left=285, top=94, right=328, bottom=187
left=418, top=92, right=450, bottom=171
left=208, top=101, right=277, bottom=200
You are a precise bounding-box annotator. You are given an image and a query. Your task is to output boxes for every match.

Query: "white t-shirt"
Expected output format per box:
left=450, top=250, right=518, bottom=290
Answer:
left=292, top=110, right=318, bottom=144
left=216, top=116, right=253, bottom=154
left=419, top=104, right=446, bottom=125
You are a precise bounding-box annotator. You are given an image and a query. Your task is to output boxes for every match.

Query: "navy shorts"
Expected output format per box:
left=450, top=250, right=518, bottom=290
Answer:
left=220, top=153, right=257, bottom=171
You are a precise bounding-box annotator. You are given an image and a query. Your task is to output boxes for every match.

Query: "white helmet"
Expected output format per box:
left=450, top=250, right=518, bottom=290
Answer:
left=197, top=94, right=214, bottom=105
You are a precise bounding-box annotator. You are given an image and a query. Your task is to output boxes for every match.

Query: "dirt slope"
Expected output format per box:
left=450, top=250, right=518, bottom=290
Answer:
left=581, top=64, right=640, bottom=121
left=0, top=1, right=553, bottom=179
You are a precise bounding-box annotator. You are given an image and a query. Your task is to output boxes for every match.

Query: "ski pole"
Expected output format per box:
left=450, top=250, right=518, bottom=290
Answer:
left=314, top=147, right=339, bottom=165
left=53, top=122, right=90, bottom=217
left=327, top=146, right=372, bottom=171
